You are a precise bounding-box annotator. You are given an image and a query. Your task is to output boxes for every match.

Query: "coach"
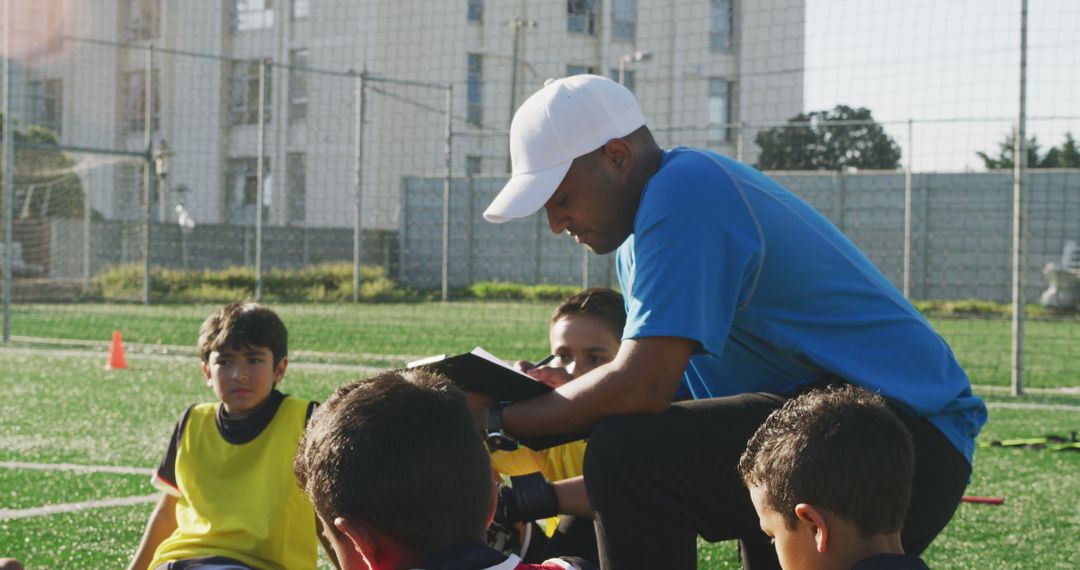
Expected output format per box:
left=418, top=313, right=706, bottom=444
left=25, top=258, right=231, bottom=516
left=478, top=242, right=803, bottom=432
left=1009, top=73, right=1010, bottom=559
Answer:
left=476, top=75, right=985, bottom=570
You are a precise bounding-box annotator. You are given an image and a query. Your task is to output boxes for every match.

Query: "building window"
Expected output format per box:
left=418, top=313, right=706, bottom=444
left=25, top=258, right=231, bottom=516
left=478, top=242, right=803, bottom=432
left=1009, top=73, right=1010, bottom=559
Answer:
left=288, top=49, right=308, bottom=120
left=709, top=0, right=733, bottom=51
left=707, top=78, right=734, bottom=144
left=28, top=79, right=63, bottom=135
left=567, top=0, right=597, bottom=35
left=466, top=53, right=483, bottom=127
left=229, top=60, right=272, bottom=125
left=467, top=0, right=483, bottom=23
left=566, top=64, right=597, bottom=77
left=466, top=155, right=483, bottom=176
left=286, top=153, right=306, bottom=224
left=225, top=157, right=271, bottom=224
left=610, top=68, right=635, bottom=92
left=292, top=0, right=309, bottom=20
left=126, top=0, right=160, bottom=41
left=232, top=0, right=274, bottom=32
left=612, top=0, right=636, bottom=41
left=122, top=70, right=160, bottom=133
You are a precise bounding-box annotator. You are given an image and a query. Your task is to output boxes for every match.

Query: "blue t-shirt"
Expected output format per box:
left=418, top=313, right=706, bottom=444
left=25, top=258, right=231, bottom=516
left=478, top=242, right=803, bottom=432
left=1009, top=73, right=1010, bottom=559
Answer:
left=616, top=147, right=986, bottom=463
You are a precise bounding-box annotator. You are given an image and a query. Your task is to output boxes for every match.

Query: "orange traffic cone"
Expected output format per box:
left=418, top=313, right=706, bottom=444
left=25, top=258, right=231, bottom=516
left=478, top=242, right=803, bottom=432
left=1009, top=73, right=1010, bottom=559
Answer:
left=107, top=330, right=128, bottom=370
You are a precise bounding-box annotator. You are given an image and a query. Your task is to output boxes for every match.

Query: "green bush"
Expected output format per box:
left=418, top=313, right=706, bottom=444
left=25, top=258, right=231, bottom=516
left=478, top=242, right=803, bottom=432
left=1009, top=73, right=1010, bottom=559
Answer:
left=95, top=262, right=410, bottom=303
left=464, top=281, right=580, bottom=301
left=912, top=299, right=1053, bottom=318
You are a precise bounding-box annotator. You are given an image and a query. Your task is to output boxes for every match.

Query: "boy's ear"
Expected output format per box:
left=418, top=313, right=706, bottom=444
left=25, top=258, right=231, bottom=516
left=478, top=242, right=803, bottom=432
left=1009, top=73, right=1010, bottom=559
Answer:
left=794, top=503, right=830, bottom=553
left=201, top=361, right=212, bottom=386
left=334, top=516, right=380, bottom=568
left=273, top=356, right=288, bottom=385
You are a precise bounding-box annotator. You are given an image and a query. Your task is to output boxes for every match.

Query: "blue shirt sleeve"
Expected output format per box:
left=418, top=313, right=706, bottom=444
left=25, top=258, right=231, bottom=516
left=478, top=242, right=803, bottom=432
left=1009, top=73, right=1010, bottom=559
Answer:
left=622, top=151, right=765, bottom=357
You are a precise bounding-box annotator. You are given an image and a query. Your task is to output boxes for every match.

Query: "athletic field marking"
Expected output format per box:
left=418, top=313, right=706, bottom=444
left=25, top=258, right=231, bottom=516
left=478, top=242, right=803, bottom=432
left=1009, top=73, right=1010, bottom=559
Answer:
left=0, top=345, right=382, bottom=374
left=985, top=402, right=1080, bottom=413
left=9, top=335, right=421, bottom=365
left=973, top=384, right=1080, bottom=395
left=0, top=461, right=154, bottom=476
left=0, top=494, right=158, bottom=521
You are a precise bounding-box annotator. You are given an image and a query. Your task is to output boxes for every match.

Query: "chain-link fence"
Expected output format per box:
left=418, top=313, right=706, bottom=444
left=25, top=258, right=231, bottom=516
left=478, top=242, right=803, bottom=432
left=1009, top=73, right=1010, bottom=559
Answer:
left=1, top=0, right=1078, bottom=391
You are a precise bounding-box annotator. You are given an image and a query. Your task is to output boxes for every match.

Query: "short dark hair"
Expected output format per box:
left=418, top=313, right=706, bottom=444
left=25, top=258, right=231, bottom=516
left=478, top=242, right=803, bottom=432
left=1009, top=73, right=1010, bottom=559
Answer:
left=197, top=302, right=288, bottom=365
left=294, top=371, right=493, bottom=560
left=551, top=288, right=626, bottom=340
left=738, top=385, right=914, bottom=537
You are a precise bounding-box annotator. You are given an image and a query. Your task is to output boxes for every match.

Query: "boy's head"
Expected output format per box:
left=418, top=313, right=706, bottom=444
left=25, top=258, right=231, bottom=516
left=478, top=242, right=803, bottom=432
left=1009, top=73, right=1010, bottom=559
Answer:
left=738, top=385, right=914, bottom=570
left=197, top=302, right=289, bottom=418
left=548, top=288, right=625, bottom=380
left=294, top=371, right=495, bottom=570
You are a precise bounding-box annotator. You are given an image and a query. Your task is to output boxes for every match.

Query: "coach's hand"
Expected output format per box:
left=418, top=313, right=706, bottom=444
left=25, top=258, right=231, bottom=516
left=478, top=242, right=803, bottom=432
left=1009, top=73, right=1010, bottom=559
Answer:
left=527, top=365, right=574, bottom=389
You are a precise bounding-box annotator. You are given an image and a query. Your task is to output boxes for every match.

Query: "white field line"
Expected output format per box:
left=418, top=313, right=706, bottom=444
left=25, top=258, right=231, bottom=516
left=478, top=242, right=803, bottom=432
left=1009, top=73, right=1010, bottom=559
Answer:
left=10, top=335, right=422, bottom=364
left=0, top=461, right=153, bottom=476
left=0, top=494, right=158, bottom=520
left=0, top=461, right=157, bottom=521
left=973, top=384, right=1080, bottom=395
left=0, top=345, right=383, bottom=374
left=985, top=402, right=1080, bottom=412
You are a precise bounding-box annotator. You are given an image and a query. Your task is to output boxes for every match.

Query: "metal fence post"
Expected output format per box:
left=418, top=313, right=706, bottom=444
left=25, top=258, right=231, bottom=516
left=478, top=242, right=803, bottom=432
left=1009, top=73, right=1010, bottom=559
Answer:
left=581, top=247, right=589, bottom=289
left=352, top=70, right=367, bottom=303
left=1, top=0, right=12, bottom=342
left=735, top=121, right=745, bottom=163
left=142, top=44, right=154, bottom=305
left=255, top=58, right=267, bottom=302
left=441, top=84, right=453, bottom=302
left=1011, top=0, right=1028, bottom=396
left=903, top=118, right=913, bottom=299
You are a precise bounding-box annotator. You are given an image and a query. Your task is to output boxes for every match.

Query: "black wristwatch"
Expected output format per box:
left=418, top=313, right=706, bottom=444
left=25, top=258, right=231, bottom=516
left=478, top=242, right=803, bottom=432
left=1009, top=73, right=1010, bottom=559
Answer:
left=486, top=403, right=519, bottom=452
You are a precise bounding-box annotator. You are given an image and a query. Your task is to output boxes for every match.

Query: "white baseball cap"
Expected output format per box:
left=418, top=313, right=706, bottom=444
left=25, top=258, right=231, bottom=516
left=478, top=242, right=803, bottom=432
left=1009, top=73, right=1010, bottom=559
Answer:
left=482, top=74, right=646, bottom=223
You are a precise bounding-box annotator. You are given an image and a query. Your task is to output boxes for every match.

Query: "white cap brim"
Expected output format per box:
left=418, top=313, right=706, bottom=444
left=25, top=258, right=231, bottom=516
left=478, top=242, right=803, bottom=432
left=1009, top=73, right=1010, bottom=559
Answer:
left=482, top=160, right=573, bottom=223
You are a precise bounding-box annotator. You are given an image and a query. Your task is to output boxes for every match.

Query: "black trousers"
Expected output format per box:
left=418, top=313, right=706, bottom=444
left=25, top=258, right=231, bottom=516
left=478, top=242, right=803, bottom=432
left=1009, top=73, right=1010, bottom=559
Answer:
left=582, top=390, right=971, bottom=570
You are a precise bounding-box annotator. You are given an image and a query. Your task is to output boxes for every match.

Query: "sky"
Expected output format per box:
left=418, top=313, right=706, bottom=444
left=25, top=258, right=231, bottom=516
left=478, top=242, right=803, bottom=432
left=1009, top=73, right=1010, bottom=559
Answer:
left=803, top=0, right=1079, bottom=171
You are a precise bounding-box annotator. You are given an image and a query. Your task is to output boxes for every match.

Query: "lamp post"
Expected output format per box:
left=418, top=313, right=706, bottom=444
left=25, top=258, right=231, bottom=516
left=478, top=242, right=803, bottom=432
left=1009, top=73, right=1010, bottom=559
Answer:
left=618, top=50, right=652, bottom=87
left=506, top=18, right=538, bottom=128
left=506, top=18, right=537, bottom=173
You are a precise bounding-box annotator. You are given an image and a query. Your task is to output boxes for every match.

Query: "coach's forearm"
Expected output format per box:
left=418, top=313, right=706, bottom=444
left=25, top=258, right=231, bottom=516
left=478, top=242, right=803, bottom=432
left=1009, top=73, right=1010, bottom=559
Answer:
left=503, top=337, right=693, bottom=436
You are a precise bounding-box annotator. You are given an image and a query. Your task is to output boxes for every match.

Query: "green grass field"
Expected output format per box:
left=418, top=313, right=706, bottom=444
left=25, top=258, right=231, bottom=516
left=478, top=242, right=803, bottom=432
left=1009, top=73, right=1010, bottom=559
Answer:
left=1, top=302, right=1078, bottom=568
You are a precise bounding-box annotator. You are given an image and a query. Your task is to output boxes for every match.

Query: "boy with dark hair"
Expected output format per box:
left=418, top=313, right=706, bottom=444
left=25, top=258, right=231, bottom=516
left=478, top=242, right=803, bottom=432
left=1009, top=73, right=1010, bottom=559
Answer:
left=738, top=385, right=929, bottom=570
left=541, top=287, right=626, bottom=386
left=129, top=302, right=326, bottom=570
left=492, top=288, right=626, bottom=564
left=294, top=370, right=595, bottom=570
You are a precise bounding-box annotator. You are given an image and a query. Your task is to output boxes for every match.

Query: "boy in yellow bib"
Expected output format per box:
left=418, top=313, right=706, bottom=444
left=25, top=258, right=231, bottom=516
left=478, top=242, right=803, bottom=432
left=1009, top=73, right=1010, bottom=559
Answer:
left=128, top=302, right=329, bottom=570
left=489, top=288, right=627, bottom=565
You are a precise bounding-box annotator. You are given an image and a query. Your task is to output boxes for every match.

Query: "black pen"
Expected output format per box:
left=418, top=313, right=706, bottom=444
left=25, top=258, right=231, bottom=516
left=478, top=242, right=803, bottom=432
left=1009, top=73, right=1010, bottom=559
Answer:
left=535, top=354, right=555, bottom=367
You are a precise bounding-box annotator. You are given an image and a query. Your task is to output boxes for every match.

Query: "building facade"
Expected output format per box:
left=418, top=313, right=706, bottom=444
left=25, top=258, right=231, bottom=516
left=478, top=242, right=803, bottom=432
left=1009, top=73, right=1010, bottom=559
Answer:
left=6, top=0, right=804, bottom=231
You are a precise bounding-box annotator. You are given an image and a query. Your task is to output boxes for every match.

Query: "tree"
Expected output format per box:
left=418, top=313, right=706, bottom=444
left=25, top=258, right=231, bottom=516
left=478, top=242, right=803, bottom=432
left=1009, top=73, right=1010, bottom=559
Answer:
left=754, top=105, right=901, bottom=171
left=1037, top=132, right=1080, bottom=168
left=0, top=114, right=88, bottom=219
left=975, top=132, right=1042, bottom=169
left=976, top=131, right=1080, bottom=169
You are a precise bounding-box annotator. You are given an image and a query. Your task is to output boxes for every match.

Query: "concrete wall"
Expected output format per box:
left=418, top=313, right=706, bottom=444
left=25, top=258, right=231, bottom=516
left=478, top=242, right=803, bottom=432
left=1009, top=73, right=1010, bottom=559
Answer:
left=401, top=170, right=1080, bottom=301
left=48, top=221, right=397, bottom=278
